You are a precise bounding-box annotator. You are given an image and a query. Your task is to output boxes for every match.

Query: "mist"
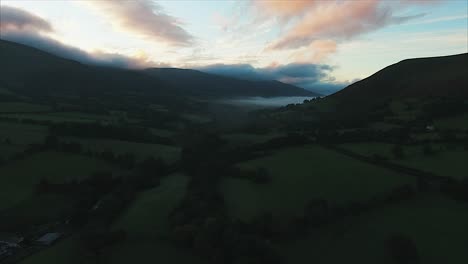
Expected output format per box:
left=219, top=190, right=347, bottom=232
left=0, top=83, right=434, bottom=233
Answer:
left=222, top=96, right=317, bottom=108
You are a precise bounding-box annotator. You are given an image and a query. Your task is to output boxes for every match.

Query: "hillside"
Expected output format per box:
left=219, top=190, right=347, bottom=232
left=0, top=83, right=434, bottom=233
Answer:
left=144, top=68, right=316, bottom=97
left=332, top=53, right=468, bottom=101
left=0, top=40, right=314, bottom=99
left=0, top=40, right=172, bottom=98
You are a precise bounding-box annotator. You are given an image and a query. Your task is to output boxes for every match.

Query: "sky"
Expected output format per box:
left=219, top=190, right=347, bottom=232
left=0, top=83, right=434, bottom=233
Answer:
left=0, top=0, right=467, bottom=94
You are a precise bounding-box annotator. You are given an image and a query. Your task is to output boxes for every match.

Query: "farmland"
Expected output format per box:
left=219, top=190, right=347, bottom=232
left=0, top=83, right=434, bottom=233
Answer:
left=220, top=144, right=417, bottom=221
left=63, top=137, right=180, bottom=163
left=281, top=195, right=468, bottom=264
left=339, top=142, right=468, bottom=180
left=0, top=151, right=118, bottom=210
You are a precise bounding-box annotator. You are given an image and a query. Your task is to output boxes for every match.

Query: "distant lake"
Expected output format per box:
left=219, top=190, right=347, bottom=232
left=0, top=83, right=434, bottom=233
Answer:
left=223, top=96, right=317, bottom=108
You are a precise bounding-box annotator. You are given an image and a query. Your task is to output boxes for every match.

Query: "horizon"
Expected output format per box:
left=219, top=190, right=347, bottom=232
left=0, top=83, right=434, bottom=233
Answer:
left=1, top=0, right=467, bottom=94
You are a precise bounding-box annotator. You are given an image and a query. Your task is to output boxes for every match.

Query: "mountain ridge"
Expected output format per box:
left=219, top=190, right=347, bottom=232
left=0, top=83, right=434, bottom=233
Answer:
left=0, top=39, right=315, bottom=98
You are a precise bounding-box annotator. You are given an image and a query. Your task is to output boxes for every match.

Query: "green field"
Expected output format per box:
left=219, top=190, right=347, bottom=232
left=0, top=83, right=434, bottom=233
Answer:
left=220, top=145, right=416, bottom=221
left=0, top=102, right=51, bottom=112
left=340, top=142, right=468, bottom=180
left=112, top=173, right=189, bottom=239
left=0, top=144, right=26, bottom=159
left=0, top=151, right=118, bottom=210
left=434, top=113, right=468, bottom=130
left=0, top=193, right=75, bottom=231
left=102, top=241, right=202, bottom=264
left=281, top=195, right=468, bottom=264
left=0, top=111, right=117, bottom=124
left=19, top=236, right=90, bottom=264
left=64, top=137, right=181, bottom=163
left=104, top=173, right=201, bottom=264
left=20, top=173, right=200, bottom=264
left=0, top=121, right=48, bottom=146
left=223, top=132, right=283, bottom=147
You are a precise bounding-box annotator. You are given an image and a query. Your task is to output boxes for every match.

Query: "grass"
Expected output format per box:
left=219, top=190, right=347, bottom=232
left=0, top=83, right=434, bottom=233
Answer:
left=64, top=137, right=181, bottom=163
left=102, top=173, right=201, bottom=264
left=19, top=236, right=90, bottom=264
left=434, top=113, right=468, bottom=131
left=20, top=174, right=195, bottom=264
left=0, top=121, right=48, bottom=146
left=150, top=128, right=174, bottom=137
left=220, top=144, right=416, bottom=221
left=0, top=87, right=14, bottom=95
left=182, top=113, right=211, bottom=123
left=0, top=111, right=141, bottom=124
left=0, top=151, right=118, bottom=211
left=0, top=102, right=51, bottom=112
left=281, top=195, right=468, bottom=264
left=223, top=132, right=283, bottom=147
left=102, top=241, right=203, bottom=264
left=0, top=144, right=26, bottom=159
left=112, top=173, right=189, bottom=239
left=388, top=99, right=422, bottom=122
left=340, top=142, right=468, bottom=180
left=0, top=193, right=75, bottom=231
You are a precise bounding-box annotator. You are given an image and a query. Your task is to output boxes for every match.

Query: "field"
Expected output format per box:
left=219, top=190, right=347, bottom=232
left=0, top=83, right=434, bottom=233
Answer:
left=281, top=195, right=468, bottom=264
left=340, top=142, right=468, bottom=180
left=220, top=144, right=416, bottom=221
left=0, top=102, right=51, bottom=113
left=223, top=132, right=283, bottom=147
left=19, top=236, right=89, bottom=264
left=0, top=111, right=140, bottom=124
left=18, top=173, right=201, bottom=264
left=64, top=137, right=181, bottom=163
left=0, top=193, right=76, bottom=231
left=434, top=113, right=468, bottom=130
left=0, top=151, right=118, bottom=211
left=103, top=173, right=201, bottom=264
left=112, top=173, right=189, bottom=239
left=0, top=144, right=26, bottom=160
left=0, top=121, right=48, bottom=146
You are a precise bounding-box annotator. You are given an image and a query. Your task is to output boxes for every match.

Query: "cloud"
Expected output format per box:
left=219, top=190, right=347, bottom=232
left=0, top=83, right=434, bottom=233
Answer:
left=289, top=39, right=338, bottom=63
left=86, top=0, right=193, bottom=46
left=1, top=31, right=151, bottom=69
left=267, top=0, right=424, bottom=50
left=0, top=5, right=152, bottom=69
left=0, top=5, right=53, bottom=33
left=197, top=62, right=341, bottom=94
left=251, top=0, right=317, bottom=19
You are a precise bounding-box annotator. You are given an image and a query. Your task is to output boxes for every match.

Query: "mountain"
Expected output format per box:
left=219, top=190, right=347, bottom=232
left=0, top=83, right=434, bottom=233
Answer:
left=0, top=40, right=172, bottom=99
left=331, top=53, right=468, bottom=101
left=144, top=68, right=316, bottom=97
left=0, top=40, right=314, bottom=98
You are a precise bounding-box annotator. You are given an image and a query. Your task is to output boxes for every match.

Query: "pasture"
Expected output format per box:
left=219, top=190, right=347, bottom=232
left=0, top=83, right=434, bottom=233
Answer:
left=340, top=142, right=468, bottom=180
left=64, top=137, right=181, bottom=163
left=0, top=121, right=48, bottom=146
left=220, top=144, right=416, bottom=221
left=112, top=173, right=189, bottom=239
left=0, top=102, right=51, bottom=113
left=0, top=151, right=118, bottom=210
left=281, top=195, right=468, bottom=264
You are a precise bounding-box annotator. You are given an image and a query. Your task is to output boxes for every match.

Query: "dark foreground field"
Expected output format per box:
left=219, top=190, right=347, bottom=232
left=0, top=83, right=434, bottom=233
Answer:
left=1, top=51, right=467, bottom=264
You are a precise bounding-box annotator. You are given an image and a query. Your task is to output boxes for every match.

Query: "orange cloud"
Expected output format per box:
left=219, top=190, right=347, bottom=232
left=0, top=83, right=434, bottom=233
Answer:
left=252, top=0, right=317, bottom=18
left=289, top=40, right=337, bottom=63
left=267, top=0, right=423, bottom=50
left=87, top=0, right=193, bottom=46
